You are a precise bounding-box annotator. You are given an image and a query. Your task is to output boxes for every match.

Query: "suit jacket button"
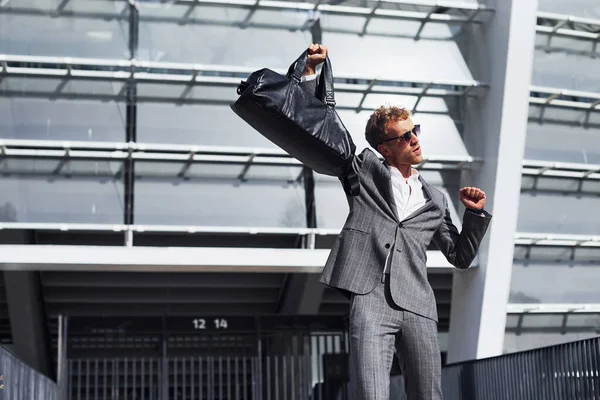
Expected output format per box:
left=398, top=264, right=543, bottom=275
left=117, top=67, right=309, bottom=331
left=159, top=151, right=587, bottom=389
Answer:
left=385, top=243, right=390, bottom=249
left=398, top=223, right=403, bottom=228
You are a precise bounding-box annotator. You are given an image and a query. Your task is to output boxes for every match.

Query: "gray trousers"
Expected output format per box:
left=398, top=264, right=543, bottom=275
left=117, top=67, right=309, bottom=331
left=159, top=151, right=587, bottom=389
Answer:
left=349, top=275, right=443, bottom=400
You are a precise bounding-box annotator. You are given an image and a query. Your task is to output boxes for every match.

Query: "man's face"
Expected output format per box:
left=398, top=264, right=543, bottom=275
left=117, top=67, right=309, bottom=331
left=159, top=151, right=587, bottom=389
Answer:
left=377, top=118, right=423, bottom=166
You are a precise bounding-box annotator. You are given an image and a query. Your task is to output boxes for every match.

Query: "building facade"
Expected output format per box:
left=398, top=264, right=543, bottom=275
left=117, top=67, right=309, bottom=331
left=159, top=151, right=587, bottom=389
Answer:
left=1, top=0, right=599, bottom=395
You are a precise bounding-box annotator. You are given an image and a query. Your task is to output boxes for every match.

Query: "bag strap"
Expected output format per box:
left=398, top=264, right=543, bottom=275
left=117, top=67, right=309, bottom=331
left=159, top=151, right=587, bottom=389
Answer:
left=288, top=51, right=336, bottom=107
left=288, top=50, right=309, bottom=82
left=316, top=55, right=336, bottom=107
left=340, top=156, right=360, bottom=196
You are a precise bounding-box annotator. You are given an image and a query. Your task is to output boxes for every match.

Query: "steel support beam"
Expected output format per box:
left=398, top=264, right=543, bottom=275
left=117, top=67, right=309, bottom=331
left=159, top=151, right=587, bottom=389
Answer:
left=1, top=231, right=54, bottom=379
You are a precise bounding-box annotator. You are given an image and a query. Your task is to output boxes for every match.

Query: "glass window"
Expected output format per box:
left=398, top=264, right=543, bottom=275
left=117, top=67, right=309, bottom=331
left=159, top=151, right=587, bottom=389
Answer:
left=515, top=246, right=600, bottom=264
left=529, top=105, right=600, bottom=129
left=319, top=31, right=474, bottom=82
left=521, top=176, right=600, bottom=196
left=0, top=98, right=126, bottom=142
left=504, top=331, right=600, bottom=354
left=568, top=314, right=600, bottom=329
left=2, top=77, right=127, bottom=100
left=0, top=158, right=124, bottom=223
left=535, top=34, right=599, bottom=58
left=134, top=162, right=306, bottom=227
left=518, top=192, right=600, bottom=234
left=136, top=103, right=277, bottom=147
left=510, top=261, right=600, bottom=303
left=0, top=0, right=129, bottom=58
left=525, top=118, right=600, bottom=163
left=137, top=5, right=310, bottom=65
left=333, top=93, right=455, bottom=115
left=537, top=0, right=600, bottom=19
left=135, top=4, right=311, bottom=145
left=532, top=47, right=600, bottom=92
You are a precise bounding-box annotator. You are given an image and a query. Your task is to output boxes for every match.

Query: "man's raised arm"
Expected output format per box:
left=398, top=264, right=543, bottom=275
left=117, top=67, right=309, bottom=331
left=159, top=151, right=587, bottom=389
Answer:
left=299, top=43, right=328, bottom=97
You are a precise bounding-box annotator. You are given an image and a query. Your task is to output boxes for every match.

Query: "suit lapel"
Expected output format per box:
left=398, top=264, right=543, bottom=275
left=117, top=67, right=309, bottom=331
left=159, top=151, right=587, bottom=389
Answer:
left=378, top=161, right=400, bottom=222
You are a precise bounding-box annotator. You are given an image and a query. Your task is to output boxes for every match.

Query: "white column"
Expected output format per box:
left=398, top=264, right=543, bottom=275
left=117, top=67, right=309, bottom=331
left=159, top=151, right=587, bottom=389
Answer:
left=447, top=0, right=539, bottom=363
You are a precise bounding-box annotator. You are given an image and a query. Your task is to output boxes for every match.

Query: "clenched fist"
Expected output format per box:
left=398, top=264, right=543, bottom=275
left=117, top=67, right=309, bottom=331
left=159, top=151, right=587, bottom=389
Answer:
left=304, top=43, right=328, bottom=76
left=459, top=187, right=486, bottom=210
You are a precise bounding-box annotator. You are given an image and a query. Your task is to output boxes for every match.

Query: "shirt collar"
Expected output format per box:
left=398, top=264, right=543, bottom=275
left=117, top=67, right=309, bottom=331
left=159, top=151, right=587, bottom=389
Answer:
left=386, top=163, right=420, bottom=183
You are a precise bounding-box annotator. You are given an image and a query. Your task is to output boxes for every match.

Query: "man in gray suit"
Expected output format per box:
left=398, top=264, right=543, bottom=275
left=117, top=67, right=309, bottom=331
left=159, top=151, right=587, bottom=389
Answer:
left=301, top=44, right=492, bottom=400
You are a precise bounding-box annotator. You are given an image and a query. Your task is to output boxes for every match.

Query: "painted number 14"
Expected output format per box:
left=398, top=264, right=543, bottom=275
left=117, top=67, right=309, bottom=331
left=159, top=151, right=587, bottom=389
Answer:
left=192, top=318, right=228, bottom=330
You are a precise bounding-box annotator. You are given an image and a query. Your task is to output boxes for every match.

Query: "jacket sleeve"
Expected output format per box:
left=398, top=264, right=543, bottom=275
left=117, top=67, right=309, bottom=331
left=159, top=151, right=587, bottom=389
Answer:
left=299, top=74, right=319, bottom=97
left=432, top=197, right=492, bottom=269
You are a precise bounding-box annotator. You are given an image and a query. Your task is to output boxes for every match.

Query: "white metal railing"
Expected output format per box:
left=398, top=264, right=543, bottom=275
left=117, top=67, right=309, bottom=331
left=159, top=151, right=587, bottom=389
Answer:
left=514, top=232, right=600, bottom=248
left=0, top=0, right=494, bottom=25
left=536, top=11, right=600, bottom=42
left=529, top=86, right=600, bottom=112
left=0, top=222, right=340, bottom=236
left=0, top=139, right=479, bottom=171
left=522, top=160, right=600, bottom=180
left=0, top=54, right=487, bottom=104
left=507, top=303, right=600, bottom=314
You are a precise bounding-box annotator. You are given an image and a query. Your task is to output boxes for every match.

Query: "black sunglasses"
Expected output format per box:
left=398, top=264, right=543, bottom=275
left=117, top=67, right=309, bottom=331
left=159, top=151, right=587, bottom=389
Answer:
left=379, top=124, right=421, bottom=145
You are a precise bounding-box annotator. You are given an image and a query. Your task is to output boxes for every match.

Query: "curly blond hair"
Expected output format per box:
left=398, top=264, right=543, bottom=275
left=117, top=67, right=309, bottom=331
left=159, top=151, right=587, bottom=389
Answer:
left=365, top=105, right=411, bottom=149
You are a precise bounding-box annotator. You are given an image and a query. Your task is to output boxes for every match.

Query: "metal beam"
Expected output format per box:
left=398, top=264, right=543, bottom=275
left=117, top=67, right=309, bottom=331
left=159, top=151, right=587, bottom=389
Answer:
left=530, top=86, right=600, bottom=111
left=0, top=0, right=493, bottom=26
left=0, top=54, right=488, bottom=103
left=514, top=232, right=600, bottom=248
left=0, top=139, right=479, bottom=171
left=507, top=303, right=600, bottom=314
left=522, top=160, right=600, bottom=181
left=167, top=0, right=494, bottom=25
left=536, top=11, right=600, bottom=42
left=0, top=245, right=459, bottom=272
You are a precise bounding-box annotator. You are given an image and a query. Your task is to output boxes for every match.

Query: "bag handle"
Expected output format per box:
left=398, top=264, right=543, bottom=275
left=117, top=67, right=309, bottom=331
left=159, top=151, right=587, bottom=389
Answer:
left=316, top=55, right=336, bottom=107
left=288, top=50, right=336, bottom=107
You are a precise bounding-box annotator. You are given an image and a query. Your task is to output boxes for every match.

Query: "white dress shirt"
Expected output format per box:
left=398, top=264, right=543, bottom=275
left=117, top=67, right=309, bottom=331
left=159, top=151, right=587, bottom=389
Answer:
left=383, top=165, right=429, bottom=274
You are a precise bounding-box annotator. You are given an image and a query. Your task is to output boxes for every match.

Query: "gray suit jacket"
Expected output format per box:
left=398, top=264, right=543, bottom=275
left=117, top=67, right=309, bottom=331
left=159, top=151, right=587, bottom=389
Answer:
left=320, top=149, right=492, bottom=322
left=299, top=77, right=492, bottom=322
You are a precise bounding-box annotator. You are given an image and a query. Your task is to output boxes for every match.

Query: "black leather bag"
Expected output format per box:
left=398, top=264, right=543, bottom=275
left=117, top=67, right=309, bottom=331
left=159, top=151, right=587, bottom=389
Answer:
left=230, top=50, right=356, bottom=177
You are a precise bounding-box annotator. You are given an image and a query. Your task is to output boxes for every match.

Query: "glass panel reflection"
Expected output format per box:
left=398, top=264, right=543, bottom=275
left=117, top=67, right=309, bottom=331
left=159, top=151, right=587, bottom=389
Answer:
left=532, top=48, right=600, bottom=92
left=525, top=119, right=600, bottom=163
left=518, top=192, right=600, bottom=234
left=537, top=0, right=600, bottom=19
left=134, top=162, right=306, bottom=227
left=137, top=5, right=310, bottom=65
left=510, top=261, right=600, bottom=303
left=0, top=98, right=126, bottom=142
left=0, top=0, right=129, bottom=58
left=0, top=158, right=124, bottom=223
left=137, top=103, right=277, bottom=147
left=535, top=32, right=600, bottom=59
left=319, top=31, right=474, bottom=81
left=504, top=331, right=600, bottom=354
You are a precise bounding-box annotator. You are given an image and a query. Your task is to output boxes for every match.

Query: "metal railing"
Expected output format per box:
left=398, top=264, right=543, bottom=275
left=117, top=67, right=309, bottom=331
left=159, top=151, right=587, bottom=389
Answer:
left=65, top=355, right=320, bottom=400
left=0, top=343, right=58, bottom=400
left=56, top=318, right=600, bottom=400
left=58, top=315, right=351, bottom=400
left=441, top=336, right=600, bottom=400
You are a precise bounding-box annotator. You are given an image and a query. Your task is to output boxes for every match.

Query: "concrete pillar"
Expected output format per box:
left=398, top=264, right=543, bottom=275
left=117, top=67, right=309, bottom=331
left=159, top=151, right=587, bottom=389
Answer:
left=447, top=0, right=539, bottom=363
